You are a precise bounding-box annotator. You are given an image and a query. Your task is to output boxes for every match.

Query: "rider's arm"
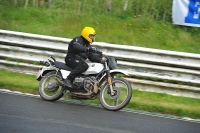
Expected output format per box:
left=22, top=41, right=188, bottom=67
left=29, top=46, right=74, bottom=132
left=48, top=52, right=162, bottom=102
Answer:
left=72, top=42, right=88, bottom=53
left=88, top=52, right=101, bottom=63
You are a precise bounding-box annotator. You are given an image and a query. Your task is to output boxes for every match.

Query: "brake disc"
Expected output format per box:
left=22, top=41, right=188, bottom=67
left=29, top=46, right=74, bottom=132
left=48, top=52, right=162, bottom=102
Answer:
left=109, top=87, right=120, bottom=99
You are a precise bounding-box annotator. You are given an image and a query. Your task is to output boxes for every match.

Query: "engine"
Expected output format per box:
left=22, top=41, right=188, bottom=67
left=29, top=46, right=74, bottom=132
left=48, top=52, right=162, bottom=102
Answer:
left=73, top=76, right=98, bottom=93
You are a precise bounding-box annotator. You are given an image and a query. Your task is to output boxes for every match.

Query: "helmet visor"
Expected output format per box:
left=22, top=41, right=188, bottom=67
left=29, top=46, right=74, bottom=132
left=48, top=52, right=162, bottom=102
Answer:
left=89, top=34, right=95, bottom=42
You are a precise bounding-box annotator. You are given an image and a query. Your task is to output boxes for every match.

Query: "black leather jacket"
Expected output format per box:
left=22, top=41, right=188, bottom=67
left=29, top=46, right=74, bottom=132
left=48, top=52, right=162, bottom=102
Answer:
left=65, top=36, right=101, bottom=63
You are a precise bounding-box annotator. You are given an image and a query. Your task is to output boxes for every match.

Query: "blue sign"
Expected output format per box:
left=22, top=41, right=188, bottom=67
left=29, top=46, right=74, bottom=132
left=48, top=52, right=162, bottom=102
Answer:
left=185, top=0, right=200, bottom=24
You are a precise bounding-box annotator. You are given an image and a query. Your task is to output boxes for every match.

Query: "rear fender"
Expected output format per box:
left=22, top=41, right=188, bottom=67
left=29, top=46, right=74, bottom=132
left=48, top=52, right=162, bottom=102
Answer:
left=36, top=67, right=57, bottom=81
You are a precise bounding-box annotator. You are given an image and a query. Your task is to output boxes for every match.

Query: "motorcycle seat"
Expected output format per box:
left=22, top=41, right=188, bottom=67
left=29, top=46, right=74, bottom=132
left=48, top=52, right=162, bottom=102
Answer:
left=54, top=61, right=72, bottom=71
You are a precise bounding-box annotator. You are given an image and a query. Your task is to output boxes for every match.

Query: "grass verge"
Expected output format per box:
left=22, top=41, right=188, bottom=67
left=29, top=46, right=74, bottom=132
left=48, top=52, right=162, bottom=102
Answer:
left=0, top=69, right=200, bottom=119
left=0, top=3, right=200, bottom=54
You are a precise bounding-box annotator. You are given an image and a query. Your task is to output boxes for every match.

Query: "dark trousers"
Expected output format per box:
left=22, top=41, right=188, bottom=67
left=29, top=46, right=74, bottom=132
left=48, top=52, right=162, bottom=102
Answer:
left=65, top=56, right=88, bottom=81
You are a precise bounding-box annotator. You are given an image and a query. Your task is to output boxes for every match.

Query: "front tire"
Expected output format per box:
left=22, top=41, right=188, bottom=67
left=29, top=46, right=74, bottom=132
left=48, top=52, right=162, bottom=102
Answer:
left=38, top=71, right=65, bottom=101
left=100, top=78, right=132, bottom=111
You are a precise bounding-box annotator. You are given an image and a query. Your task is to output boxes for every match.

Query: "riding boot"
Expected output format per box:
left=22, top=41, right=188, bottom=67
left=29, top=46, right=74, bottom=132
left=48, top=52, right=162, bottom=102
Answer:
left=63, top=77, right=73, bottom=89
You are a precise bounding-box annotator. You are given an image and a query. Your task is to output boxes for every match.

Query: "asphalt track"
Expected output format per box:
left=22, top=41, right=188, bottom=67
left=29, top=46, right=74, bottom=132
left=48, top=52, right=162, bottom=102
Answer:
left=0, top=90, right=199, bottom=133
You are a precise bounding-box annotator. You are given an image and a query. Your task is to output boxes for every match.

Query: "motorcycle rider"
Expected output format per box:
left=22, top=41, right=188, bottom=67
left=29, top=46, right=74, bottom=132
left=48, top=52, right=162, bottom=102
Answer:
left=63, top=27, right=106, bottom=88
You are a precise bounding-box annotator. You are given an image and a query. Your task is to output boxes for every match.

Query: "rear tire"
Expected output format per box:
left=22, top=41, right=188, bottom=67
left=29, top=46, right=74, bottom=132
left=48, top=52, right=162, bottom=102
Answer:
left=38, top=71, right=65, bottom=101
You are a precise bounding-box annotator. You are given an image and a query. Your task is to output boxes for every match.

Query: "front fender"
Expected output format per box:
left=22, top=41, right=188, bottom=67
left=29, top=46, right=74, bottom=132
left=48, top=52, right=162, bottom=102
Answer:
left=99, top=69, right=130, bottom=84
left=110, top=69, right=130, bottom=77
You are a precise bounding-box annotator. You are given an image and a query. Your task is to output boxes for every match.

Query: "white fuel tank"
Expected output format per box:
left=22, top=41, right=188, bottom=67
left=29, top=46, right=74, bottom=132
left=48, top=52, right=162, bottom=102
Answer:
left=82, top=63, right=104, bottom=75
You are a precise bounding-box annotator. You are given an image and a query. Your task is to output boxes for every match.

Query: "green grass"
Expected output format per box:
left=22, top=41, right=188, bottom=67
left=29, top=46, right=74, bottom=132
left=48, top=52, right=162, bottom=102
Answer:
left=0, top=1, right=200, bottom=53
left=0, top=69, right=200, bottom=119
left=0, top=70, right=38, bottom=94
left=128, top=90, right=200, bottom=118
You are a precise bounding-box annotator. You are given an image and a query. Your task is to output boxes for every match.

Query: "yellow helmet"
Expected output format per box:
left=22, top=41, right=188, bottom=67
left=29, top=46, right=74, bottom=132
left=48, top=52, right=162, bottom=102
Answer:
left=81, top=27, right=96, bottom=43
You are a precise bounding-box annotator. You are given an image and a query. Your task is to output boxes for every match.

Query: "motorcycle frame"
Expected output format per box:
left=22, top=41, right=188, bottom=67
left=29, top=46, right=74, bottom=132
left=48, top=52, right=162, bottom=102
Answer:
left=36, top=57, right=130, bottom=94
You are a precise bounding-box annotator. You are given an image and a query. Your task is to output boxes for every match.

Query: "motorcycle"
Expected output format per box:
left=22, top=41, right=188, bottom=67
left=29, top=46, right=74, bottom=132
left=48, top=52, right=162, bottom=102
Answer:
left=36, top=49, right=132, bottom=111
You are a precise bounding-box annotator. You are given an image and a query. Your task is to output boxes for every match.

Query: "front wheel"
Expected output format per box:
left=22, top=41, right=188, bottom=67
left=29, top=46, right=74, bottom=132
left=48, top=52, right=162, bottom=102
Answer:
left=38, top=71, right=65, bottom=101
left=100, top=78, right=132, bottom=111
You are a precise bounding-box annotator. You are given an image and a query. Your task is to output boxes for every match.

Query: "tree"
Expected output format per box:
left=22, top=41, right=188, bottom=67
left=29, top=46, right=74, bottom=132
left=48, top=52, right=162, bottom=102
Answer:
left=39, top=0, right=44, bottom=7
left=106, top=0, right=111, bottom=12
left=124, top=0, right=129, bottom=11
left=14, top=0, right=17, bottom=6
left=48, top=0, right=53, bottom=8
left=24, top=0, right=29, bottom=8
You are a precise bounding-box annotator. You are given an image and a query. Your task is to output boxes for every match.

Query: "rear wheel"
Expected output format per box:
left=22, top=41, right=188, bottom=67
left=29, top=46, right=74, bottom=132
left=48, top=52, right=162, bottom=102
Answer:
left=100, top=78, right=132, bottom=111
left=38, top=71, right=65, bottom=101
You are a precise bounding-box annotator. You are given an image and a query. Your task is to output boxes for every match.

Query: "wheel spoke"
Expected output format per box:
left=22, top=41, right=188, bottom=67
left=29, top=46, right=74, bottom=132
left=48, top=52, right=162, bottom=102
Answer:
left=100, top=78, right=132, bottom=111
left=116, top=98, right=119, bottom=105
left=42, top=75, right=62, bottom=97
left=39, top=71, right=65, bottom=101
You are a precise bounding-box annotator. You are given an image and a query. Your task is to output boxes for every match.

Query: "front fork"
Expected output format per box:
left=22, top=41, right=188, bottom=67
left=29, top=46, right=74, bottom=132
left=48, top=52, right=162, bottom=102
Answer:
left=107, top=75, right=115, bottom=96
left=105, top=62, right=115, bottom=96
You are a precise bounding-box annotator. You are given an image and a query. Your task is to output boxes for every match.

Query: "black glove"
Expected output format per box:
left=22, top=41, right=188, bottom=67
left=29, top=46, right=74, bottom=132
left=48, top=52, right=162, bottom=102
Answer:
left=101, top=57, right=107, bottom=63
left=86, top=47, right=96, bottom=53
